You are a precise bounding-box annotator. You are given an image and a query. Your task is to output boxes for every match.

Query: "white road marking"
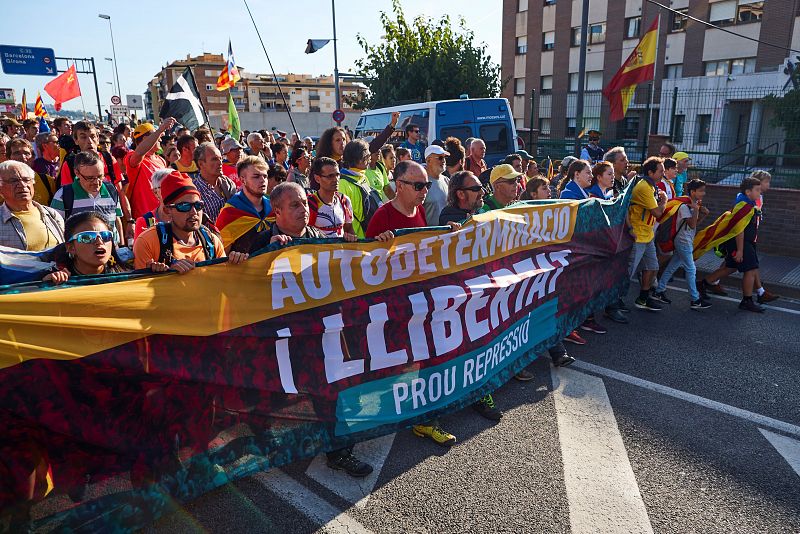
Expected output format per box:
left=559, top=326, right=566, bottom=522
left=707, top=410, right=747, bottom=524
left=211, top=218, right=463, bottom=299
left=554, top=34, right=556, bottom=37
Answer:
left=551, top=367, right=654, bottom=534
left=759, top=429, right=800, bottom=477
left=254, top=469, right=374, bottom=534
left=574, top=361, right=800, bottom=439
left=305, top=433, right=395, bottom=508
left=666, top=285, right=800, bottom=315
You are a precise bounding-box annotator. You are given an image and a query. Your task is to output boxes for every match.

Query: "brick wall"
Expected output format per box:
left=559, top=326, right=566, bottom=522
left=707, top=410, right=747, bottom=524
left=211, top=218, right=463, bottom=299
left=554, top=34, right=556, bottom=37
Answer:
left=700, top=184, right=800, bottom=258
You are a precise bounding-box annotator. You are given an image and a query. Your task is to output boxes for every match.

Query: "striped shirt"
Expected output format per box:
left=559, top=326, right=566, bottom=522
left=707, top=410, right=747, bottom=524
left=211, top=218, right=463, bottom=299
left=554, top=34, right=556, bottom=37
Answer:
left=51, top=182, right=122, bottom=230
left=190, top=173, right=236, bottom=223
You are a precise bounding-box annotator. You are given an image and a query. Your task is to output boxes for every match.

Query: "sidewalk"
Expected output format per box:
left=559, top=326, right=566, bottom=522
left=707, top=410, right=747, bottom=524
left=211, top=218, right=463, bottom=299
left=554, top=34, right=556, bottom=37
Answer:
left=695, top=250, right=800, bottom=300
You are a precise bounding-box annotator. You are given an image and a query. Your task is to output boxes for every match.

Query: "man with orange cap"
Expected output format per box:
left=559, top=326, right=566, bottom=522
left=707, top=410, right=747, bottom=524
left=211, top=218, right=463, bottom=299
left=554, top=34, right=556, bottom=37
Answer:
left=124, top=118, right=176, bottom=220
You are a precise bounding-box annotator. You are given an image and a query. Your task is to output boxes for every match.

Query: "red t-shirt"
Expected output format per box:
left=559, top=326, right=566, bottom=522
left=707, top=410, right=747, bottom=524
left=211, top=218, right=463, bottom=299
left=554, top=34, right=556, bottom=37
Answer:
left=124, top=151, right=166, bottom=218
left=222, top=163, right=241, bottom=188
left=365, top=201, right=427, bottom=237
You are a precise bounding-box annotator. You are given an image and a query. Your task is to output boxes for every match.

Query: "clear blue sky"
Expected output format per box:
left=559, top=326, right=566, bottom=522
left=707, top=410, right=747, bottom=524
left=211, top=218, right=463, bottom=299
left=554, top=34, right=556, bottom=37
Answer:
left=0, top=0, right=501, bottom=113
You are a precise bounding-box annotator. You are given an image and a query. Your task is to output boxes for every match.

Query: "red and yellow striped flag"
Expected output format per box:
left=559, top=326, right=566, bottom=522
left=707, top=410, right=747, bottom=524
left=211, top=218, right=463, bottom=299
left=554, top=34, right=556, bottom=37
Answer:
left=216, top=40, right=241, bottom=91
left=602, top=17, right=659, bottom=121
left=34, top=92, right=48, bottom=118
left=20, top=89, right=28, bottom=120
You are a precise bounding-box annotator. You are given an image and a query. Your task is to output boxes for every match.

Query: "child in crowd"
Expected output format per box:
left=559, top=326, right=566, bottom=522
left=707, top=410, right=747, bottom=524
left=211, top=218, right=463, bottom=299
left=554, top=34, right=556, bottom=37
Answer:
left=652, top=179, right=711, bottom=309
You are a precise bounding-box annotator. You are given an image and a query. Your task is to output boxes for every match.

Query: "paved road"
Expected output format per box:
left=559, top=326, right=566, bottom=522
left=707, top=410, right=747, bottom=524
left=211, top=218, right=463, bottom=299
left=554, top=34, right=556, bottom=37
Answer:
left=147, top=281, right=800, bottom=534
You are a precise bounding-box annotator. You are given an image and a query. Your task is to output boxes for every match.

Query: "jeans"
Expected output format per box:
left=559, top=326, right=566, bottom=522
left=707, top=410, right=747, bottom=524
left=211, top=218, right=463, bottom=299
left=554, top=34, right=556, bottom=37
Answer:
left=656, top=239, right=699, bottom=300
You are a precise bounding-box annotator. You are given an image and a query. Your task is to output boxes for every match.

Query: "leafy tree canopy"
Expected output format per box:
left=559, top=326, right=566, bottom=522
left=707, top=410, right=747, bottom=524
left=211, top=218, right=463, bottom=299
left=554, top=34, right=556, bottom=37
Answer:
left=353, top=0, right=502, bottom=109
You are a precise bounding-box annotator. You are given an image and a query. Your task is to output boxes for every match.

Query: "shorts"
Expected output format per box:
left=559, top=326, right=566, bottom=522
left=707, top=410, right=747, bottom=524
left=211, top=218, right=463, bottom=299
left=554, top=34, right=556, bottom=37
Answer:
left=629, top=240, right=659, bottom=276
left=724, top=241, right=759, bottom=273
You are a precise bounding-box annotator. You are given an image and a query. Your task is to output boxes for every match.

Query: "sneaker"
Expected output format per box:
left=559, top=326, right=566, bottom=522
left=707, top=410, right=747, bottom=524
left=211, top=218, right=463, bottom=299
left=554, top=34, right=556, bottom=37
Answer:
left=604, top=309, right=629, bottom=324
left=580, top=318, right=607, bottom=334
left=757, top=290, right=779, bottom=304
left=327, top=449, right=374, bottom=478
left=616, top=299, right=631, bottom=313
left=551, top=353, right=576, bottom=367
left=564, top=330, right=587, bottom=345
left=412, top=424, right=456, bottom=447
left=739, top=298, right=765, bottom=313
left=473, top=395, right=503, bottom=421
left=514, top=369, right=535, bottom=381
left=635, top=296, right=662, bottom=311
left=652, top=291, right=672, bottom=304
left=690, top=298, right=712, bottom=310
left=707, top=282, right=728, bottom=296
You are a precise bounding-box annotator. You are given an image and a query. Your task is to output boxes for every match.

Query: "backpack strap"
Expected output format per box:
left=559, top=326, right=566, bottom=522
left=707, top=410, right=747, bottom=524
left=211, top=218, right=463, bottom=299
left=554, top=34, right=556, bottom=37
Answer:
left=65, top=153, right=76, bottom=182
left=156, top=222, right=174, bottom=264
left=196, top=225, right=216, bottom=260
left=100, top=150, right=117, bottom=184
left=37, top=173, right=56, bottom=203
left=62, top=184, right=75, bottom=220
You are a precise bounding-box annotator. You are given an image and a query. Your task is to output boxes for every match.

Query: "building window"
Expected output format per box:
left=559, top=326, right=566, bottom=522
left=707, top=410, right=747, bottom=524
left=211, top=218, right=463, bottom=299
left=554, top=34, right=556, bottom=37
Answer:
left=670, top=8, right=688, bottom=32
left=540, top=75, right=553, bottom=94
left=542, top=31, right=555, bottom=51
left=673, top=114, right=685, bottom=143
left=705, top=60, right=728, bottom=76
left=665, top=64, right=683, bottom=79
left=205, top=84, right=215, bottom=91
left=571, top=27, right=581, bottom=47
left=568, top=72, right=603, bottom=92
left=568, top=73, right=579, bottom=92
left=709, top=0, right=736, bottom=26
left=705, top=58, right=756, bottom=76
left=625, top=17, right=641, bottom=39
left=622, top=116, right=640, bottom=139
left=516, top=36, right=528, bottom=55
left=539, top=118, right=551, bottom=135
left=737, top=1, right=763, bottom=23
left=590, top=23, right=606, bottom=44
left=514, top=78, right=526, bottom=96
left=697, top=114, right=711, bottom=144
left=517, top=0, right=528, bottom=11
left=566, top=118, right=577, bottom=137
left=544, top=0, right=556, bottom=5
left=204, top=70, right=217, bottom=77
left=730, top=57, right=756, bottom=74
left=515, top=118, right=526, bottom=130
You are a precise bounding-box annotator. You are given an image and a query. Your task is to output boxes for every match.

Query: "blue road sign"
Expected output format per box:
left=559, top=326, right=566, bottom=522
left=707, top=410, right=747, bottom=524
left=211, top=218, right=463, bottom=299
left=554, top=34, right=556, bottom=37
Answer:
left=0, top=45, right=57, bottom=76
left=332, top=108, right=345, bottom=123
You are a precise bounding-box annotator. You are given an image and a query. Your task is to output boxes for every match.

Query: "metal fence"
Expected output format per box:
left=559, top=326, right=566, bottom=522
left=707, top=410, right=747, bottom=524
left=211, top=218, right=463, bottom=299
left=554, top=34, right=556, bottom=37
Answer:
left=529, top=85, right=800, bottom=189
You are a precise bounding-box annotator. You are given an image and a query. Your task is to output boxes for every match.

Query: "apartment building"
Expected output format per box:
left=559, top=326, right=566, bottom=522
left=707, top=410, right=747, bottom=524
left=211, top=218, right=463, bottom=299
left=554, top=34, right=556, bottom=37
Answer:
left=146, top=53, right=366, bottom=121
left=502, top=0, right=800, bottom=163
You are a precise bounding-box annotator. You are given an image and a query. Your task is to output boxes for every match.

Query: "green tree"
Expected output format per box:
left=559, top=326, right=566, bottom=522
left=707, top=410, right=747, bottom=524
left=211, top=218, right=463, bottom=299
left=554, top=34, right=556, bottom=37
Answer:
left=355, top=0, right=503, bottom=109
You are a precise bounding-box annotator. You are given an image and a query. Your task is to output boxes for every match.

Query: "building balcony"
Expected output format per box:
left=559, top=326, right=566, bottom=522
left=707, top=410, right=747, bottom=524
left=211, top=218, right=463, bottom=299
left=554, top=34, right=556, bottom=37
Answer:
left=309, top=94, right=320, bottom=100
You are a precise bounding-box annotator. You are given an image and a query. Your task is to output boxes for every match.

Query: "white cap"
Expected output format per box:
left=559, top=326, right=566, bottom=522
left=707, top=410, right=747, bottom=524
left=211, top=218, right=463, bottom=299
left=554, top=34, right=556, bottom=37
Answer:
left=424, top=145, right=449, bottom=159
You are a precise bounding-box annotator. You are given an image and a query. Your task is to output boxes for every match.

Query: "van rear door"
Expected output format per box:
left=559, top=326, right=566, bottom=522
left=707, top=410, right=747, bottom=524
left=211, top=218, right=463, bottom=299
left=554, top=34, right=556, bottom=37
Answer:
left=471, top=99, right=515, bottom=165
left=435, top=100, right=475, bottom=142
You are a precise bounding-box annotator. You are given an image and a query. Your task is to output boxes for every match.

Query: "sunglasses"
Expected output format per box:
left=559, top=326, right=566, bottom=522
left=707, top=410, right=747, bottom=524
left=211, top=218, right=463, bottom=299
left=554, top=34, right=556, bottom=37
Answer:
left=410, top=129, right=420, bottom=133
left=69, top=230, right=113, bottom=244
left=589, top=137, right=600, bottom=141
left=168, top=201, right=205, bottom=212
left=398, top=179, right=432, bottom=191
left=459, top=185, right=483, bottom=193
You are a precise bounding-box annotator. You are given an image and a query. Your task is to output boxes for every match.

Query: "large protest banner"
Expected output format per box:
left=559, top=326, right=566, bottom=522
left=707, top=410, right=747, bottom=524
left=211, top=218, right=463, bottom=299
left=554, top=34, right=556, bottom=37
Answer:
left=0, top=195, right=632, bottom=531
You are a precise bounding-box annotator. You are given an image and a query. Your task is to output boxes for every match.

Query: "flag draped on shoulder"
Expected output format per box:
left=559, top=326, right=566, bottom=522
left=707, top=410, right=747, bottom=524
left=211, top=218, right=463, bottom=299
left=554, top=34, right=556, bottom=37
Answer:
left=602, top=17, right=659, bottom=121
left=44, top=65, right=82, bottom=112
left=216, top=40, right=241, bottom=91
left=692, top=200, right=755, bottom=260
left=159, top=67, right=208, bottom=131
left=34, top=92, right=48, bottom=118
left=216, top=193, right=273, bottom=250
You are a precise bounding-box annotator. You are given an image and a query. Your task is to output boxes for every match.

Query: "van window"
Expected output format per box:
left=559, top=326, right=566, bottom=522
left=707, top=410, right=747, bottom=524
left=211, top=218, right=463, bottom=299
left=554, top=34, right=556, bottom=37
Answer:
left=479, top=124, right=509, bottom=153
left=439, top=126, right=473, bottom=142
left=396, top=109, right=430, bottom=144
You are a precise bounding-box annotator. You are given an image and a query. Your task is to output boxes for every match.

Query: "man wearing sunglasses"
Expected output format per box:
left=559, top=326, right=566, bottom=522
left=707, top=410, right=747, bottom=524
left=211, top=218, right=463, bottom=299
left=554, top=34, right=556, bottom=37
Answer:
left=480, top=164, right=523, bottom=213
left=0, top=160, right=64, bottom=251
left=579, top=129, right=605, bottom=164
left=422, top=145, right=451, bottom=225
left=398, top=124, right=426, bottom=164
left=438, top=170, right=484, bottom=226
left=134, top=172, right=247, bottom=273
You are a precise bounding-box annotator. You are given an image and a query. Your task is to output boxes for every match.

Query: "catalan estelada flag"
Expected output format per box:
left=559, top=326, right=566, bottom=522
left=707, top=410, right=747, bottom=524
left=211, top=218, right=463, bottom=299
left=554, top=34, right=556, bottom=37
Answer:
left=215, top=191, right=273, bottom=251
left=692, top=199, right=755, bottom=260
left=602, top=17, right=659, bottom=121
left=546, top=157, right=554, bottom=181
left=34, top=92, right=48, bottom=118
left=216, top=40, right=241, bottom=91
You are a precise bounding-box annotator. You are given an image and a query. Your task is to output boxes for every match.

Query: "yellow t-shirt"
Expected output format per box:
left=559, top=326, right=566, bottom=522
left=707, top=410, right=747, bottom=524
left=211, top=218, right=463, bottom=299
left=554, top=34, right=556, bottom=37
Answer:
left=172, top=159, right=198, bottom=173
left=628, top=179, right=658, bottom=243
left=15, top=209, right=58, bottom=251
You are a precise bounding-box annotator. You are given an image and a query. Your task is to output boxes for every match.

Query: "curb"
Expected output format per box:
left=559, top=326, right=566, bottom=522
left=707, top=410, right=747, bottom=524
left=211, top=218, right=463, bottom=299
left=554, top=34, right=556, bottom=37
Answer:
left=695, top=269, right=800, bottom=301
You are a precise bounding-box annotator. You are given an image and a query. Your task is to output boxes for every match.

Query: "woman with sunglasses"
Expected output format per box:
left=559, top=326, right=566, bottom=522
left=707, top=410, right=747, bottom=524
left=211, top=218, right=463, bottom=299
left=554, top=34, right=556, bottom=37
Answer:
left=43, top=211, right=132, bottom=284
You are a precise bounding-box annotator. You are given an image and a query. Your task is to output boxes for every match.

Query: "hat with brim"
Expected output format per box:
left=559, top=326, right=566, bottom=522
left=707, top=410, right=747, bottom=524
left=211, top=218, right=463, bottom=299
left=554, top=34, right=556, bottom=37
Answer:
left=424, top=145, right=450, bottom=158
left=132, top=122, right=155, bottom=140
left=673, top=151, right=691, bottom=161
left=515, top=149, right=535, bottom=160
left=490, top=163, right=523, bottom=184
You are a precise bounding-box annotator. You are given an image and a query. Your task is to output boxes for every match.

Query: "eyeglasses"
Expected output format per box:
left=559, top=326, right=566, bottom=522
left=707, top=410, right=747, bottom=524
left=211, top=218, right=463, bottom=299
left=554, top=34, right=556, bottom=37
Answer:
left=319, top=172, right=341, bottom=179
left=459, top=185, right=483, bottom=193
left=68, top=230, right=113, bottom=244
left=398, top=179, right=432, bottom=191
left=498, top=178, right=521, bottom=186
left=1, top=177, right=35, bottom=187
left=589, top=137, right=600, bottom=142
left=410, top=129, right=420, bottom=133
left=78, top=174, right=104, bottom=182
left=168, top=201, right=205, bottom=212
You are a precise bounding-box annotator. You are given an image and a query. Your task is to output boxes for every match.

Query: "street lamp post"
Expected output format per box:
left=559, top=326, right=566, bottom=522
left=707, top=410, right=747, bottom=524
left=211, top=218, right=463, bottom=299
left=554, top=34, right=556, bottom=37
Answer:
left=304, top=0, right=342, bottom=125
left=105, top=57, right=116, bottom=96
left=98, top=14, right=122, bottom=98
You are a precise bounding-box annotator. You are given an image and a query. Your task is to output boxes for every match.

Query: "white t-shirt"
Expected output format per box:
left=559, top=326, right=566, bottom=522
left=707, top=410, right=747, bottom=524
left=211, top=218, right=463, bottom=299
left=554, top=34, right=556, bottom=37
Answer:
left=308, top=191, right=354, bottom=238
left=423, top=174, right=450, bottom=227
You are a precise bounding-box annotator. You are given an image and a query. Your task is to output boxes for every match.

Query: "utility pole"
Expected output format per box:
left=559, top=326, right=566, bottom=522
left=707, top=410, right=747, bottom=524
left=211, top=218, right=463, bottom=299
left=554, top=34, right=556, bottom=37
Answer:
left=574, top=0, right=590, bottom=156
left=332, top=0, right=341, bottom=124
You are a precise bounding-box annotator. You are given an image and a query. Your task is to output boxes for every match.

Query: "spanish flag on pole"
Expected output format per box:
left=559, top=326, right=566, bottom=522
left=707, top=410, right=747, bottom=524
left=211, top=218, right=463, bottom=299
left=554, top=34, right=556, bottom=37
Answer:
left=602, top=17, right=659, bottom=121
left=216, top=40, right=241, bottom=91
